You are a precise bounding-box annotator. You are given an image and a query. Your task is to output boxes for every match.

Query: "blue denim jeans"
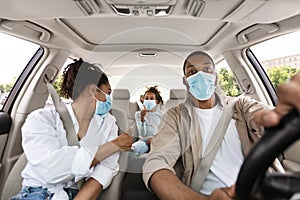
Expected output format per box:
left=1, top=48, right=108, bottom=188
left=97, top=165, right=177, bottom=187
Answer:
left=11, top=187, right=53, bottom=200
left=11, top=187, right=78, bottom=200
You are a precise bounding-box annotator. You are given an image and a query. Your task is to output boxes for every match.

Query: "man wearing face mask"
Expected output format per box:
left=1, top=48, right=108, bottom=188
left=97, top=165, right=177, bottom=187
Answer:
left=142, top=51, right=273, bottom=200
left=12, top=59, right=134, bottom=200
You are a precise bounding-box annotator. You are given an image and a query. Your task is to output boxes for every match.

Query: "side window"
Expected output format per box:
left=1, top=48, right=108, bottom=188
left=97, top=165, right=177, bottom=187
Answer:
left=250, top=31, right=300, bottom=88
left=45, top=58, right=74, bottom=106
left=0, top=32, right=39, bottom=110
left=216, top=60, right=242, bottom=97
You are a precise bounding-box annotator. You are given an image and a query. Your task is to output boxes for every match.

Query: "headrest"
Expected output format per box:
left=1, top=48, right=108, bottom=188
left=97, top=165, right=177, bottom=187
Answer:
left=169, top=89, right=186, bottom=99
left=112, top=89, right=130, bottom=99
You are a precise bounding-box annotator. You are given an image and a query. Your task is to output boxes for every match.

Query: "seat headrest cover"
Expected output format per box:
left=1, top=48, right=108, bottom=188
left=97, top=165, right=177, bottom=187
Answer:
left=112, top=89, right=130, bottom=99
left=170, top=89, right=186, bottom=99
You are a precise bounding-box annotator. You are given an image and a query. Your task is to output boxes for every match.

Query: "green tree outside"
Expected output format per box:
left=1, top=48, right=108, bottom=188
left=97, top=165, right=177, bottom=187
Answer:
left=266, top=66, right=300, bottom=88
left=1, top=66, right=300, bottom=99
left=218, top=67, right=241, bottom=97
left=53, top=74, right=63, bottom=96
left=0, top=83, right=14, bottom=93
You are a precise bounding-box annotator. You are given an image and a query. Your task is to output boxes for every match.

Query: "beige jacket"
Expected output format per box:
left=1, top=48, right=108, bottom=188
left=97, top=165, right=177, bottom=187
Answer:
left=142, top=93, right=271, bottom=189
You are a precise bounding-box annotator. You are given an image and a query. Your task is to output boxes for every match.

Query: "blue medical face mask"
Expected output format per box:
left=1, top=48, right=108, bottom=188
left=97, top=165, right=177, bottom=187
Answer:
left=143, top=100, right=157, bottom=110
left=186, top=71, right=216, bottom=101
left=94, top=88, right=112, bottom=116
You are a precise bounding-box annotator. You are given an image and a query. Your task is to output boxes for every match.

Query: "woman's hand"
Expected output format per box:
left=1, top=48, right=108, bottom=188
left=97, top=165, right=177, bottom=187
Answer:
left=141, top=106, right=148, bottom=122
left=112, top=133, right=134, bottom=151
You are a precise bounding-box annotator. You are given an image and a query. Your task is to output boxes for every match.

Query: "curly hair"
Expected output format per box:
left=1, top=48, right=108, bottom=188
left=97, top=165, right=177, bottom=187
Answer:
left=60, top=58, right=109, bottom=100
left=144, top=86, right=164, bottom=105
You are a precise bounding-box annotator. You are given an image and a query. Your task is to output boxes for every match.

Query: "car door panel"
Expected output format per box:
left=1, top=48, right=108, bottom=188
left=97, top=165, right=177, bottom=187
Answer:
left=283, top=141, right=300, bottom=171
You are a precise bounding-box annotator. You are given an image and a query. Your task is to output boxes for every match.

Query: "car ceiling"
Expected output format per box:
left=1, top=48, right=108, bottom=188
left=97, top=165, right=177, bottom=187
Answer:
left=0, top=0, right=300, bottom=74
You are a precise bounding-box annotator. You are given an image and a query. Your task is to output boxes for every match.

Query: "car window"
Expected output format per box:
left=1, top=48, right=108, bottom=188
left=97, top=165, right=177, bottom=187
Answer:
left=130, top=84, right=169, bottom=104
left=0, top=32, right=39, bottom=110
left=250, top=30, right=300, bottom=88
left=216, top=60, right=242, bottom=97
left=45, top=58, right=74, bottom=106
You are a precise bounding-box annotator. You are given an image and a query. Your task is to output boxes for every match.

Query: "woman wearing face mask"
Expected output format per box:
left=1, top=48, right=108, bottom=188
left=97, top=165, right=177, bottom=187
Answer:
left=12, top=59, right=133, bottom=200
left=131, top=86, right=164, bottom=156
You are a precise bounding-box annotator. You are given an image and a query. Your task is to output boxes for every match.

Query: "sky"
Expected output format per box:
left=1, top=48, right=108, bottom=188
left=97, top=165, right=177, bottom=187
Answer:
left=1, top=30, right=300, bottom=85
left=251, top=30, right=300, bottom=61
left=0, top=33, right=39, bottom=84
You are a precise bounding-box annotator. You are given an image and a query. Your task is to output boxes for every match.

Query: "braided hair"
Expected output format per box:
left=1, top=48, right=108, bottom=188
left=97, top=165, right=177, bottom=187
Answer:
left=60, top=58, right=109, bottom=100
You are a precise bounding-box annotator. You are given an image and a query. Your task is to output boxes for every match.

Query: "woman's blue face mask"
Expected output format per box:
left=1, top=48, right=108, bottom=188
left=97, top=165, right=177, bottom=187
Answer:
left=94, top=87, right=112, bottom=116
left=186, top=71, right=216, bottom=101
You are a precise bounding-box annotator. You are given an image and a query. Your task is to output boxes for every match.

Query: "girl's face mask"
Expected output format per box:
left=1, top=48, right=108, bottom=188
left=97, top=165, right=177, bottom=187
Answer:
left=186, top=71, right=216, bottom=101
left=94, top=87, right=112, bottom=116
left=143, top=100, right=157, bottom=110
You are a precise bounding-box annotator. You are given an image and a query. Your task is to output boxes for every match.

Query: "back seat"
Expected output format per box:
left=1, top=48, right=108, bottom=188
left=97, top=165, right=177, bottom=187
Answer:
left=164, top=89, right=186, bottom=110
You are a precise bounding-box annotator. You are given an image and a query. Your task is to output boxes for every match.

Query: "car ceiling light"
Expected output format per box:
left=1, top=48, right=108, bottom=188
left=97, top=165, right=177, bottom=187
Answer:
left=106, top=0, right=176, bottom=17
left=186, top=0, right=205, bottom=17
left=139, top=51, right=158, bottom=57
left=74, top=0, right=100, bottom=15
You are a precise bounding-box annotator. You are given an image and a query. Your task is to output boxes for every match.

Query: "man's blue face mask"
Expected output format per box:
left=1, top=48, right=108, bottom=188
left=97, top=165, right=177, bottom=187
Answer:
left=94, top=87, right=112, bottom=116
left=186, top=71, right=216, bottom=101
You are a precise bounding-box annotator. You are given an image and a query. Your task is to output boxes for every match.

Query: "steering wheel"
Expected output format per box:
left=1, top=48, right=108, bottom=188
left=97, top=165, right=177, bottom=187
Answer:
left=236, top=109, right=300, bottom=200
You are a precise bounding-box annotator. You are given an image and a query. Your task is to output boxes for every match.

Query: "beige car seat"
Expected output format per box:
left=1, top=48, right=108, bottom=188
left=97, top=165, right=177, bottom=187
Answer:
left=1, top=108, right=130, bottom=200
left=164, top=89, right=186, bottom=110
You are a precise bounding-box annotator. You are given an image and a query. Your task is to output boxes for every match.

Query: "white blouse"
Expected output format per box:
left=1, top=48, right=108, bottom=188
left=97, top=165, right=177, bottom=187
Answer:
left=21, top=104, right=119, bottom=197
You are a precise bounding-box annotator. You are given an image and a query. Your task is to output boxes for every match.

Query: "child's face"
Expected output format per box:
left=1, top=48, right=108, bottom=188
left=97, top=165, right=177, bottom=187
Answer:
left=144, top=92, right=158, bottom=104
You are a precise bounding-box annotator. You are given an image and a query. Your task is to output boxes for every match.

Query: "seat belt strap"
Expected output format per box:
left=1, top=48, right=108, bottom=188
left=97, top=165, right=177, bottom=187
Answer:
left=44, top=77, right=79, bottom=147
left=44, top=77, right=84, bottom=188
left=190, top=96, right=239, bottom=191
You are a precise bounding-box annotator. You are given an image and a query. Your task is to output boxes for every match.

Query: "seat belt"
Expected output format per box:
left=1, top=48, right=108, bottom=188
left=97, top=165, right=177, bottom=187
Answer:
left=44, top=76, right=79, bottom=146
left=44, top=76, right=85, bottom=188
left=190, top=96, right=239, bottom=191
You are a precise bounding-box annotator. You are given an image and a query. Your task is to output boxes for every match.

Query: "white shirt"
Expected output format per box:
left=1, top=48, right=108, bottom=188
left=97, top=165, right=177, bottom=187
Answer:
left=194, top=105, right=244, bottom=195
left=135, top=105, right=164, bottom=138
left=21, top=104, right=119, bottom=196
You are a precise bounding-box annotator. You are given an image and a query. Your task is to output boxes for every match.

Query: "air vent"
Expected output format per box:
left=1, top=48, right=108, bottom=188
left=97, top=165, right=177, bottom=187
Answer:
left=186, top=0, right=205, bottom=17
left=74, top=0, right=100, bottom=15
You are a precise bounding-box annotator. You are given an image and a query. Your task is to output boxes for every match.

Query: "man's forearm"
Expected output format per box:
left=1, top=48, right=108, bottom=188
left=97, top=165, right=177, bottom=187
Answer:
left=150, top=169, right=206, bottom=200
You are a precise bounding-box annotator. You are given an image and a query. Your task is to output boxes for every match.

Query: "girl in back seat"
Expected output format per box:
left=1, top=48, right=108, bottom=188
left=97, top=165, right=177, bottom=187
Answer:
left=131, top=86, right=164, bottom=156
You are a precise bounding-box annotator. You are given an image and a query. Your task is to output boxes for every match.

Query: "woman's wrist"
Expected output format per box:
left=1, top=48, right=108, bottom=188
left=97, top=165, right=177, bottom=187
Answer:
left=110, top=140, right=122, bottom=151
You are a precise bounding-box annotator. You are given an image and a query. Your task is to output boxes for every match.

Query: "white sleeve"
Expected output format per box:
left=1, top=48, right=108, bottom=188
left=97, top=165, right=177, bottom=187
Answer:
left=88, top=120, right=119, bottom=189
left=22, top=109, right=95, bottom=184
left=135, top=111, right=148, bottom=137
